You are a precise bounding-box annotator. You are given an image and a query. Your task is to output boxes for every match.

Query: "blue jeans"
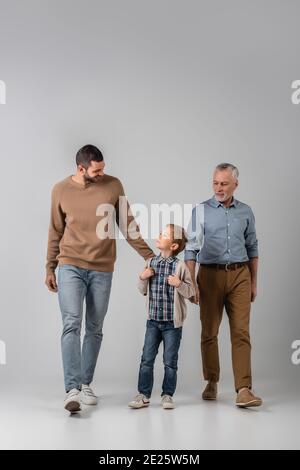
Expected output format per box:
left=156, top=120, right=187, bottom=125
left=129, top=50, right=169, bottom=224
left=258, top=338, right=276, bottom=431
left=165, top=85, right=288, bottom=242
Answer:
left=58, top=264, right=113, bottom=392
left=138, top=320, right=183, bottom=398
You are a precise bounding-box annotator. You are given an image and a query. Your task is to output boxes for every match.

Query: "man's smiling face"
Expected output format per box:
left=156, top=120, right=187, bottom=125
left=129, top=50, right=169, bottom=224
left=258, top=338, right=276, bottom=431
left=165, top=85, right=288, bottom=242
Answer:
left=82, top=160, right=105, bottom=183
left=213, top=169, right=238, bottom=204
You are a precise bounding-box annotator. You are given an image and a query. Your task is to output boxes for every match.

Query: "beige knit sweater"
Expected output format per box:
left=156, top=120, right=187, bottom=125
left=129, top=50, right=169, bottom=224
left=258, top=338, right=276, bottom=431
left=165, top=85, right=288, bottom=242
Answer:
left=46, top=174, right=154, bottom=273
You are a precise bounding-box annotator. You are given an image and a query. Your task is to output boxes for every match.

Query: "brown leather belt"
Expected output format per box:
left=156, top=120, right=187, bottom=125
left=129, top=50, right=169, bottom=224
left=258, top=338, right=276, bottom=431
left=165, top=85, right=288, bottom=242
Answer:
left=200, top=262, right=249, bottom=271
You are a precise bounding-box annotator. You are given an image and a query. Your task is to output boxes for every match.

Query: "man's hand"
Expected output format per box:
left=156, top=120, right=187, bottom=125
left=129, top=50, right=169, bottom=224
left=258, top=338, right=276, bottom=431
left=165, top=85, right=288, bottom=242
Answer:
left=249, top=257, right=258, bottom=303
left=185, top=260, right=199, bottom=305
left=251, top=283, right=257, bottom=302
left=189, top=282, right=200, bottom=305
left=168, top=274, right=181, bottom=288
left=45, top=272, right=58, bottom=293
left=140, top=267, right=155, bottom=281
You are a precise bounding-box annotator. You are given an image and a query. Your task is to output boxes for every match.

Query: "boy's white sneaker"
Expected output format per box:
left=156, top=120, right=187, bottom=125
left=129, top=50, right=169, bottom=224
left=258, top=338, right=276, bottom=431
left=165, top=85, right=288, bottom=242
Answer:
left=81, top=385, right=98, bottom=405
left=128, top=393, right=150, bottom=409
left=161, top=395, right=175, bottom=409
left=64, top=388, right=81, bottom=413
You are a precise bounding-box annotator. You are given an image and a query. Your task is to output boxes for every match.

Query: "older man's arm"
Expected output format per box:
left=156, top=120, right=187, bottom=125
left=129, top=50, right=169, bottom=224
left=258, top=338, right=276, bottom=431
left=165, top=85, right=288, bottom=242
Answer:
left=245, top=207, right=259, bottom=302
left=249, top=257, right=258, bottom=302
left=184, top=205, right=204, bottom=305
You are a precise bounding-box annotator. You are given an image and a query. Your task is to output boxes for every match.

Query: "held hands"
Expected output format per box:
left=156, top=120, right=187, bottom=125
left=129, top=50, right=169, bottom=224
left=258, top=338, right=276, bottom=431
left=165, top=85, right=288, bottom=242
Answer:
left=140, top=267, right=155, bottom=281
left=167, top=274, right=181, bottom=288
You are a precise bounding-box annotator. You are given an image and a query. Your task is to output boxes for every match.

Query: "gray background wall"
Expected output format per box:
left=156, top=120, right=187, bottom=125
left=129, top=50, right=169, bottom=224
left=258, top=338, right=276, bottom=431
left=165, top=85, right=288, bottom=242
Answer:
left=0, top=0, right=299, bottom=394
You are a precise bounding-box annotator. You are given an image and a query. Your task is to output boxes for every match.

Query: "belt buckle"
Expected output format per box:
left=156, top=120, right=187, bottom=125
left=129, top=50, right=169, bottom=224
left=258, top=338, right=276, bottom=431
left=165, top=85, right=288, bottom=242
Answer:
left=225, top=263, right=230, bottom=271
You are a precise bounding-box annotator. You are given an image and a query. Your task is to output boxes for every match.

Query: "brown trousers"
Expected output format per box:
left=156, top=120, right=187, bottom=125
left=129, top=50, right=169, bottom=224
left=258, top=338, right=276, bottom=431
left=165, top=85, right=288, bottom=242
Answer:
left=198, top=264, right=252, bottom=391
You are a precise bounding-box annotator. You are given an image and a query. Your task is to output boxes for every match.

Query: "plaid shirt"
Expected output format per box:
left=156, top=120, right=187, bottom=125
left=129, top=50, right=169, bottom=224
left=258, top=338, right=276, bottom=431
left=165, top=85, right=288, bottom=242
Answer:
left=148, top=255, right=179, bottom=322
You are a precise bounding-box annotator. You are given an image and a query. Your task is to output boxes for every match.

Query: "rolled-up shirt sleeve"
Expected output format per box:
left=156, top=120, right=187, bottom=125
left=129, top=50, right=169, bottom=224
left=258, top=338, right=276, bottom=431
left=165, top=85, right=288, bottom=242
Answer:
left=245, top=208, right=259, bottom=258
left=184, top=204, right=204, bottom=262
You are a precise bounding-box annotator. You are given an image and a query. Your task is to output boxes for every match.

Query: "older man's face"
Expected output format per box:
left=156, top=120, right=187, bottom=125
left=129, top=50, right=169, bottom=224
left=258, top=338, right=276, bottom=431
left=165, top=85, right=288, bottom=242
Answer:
left=213, top=170, right=238, bottom=204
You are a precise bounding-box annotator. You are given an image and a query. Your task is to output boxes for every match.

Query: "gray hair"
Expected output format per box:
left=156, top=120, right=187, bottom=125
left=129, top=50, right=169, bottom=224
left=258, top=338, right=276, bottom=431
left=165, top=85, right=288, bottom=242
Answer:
left=215, top=163, right=239, bottom=180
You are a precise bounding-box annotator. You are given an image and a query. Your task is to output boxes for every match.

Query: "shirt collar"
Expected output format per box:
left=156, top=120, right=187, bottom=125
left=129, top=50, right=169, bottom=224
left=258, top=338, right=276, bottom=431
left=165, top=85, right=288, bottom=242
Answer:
left=157, top=255, right=176, bottom=264
left=210, top=195, right=237, bottom=208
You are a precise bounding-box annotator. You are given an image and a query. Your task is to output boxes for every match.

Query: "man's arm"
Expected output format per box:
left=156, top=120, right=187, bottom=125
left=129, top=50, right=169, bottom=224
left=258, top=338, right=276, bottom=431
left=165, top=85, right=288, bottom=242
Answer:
left=115, top=180, right=155, bottom=261
left=249, top=257, right=258, bottom=302
left=175, top=263, right=196, bottom=299
left=185, top=260, right=199, bottom=304
left=45, top=186, right=66, bottom=292
left=245, top=207, right=259, bottom=302
left=184, top=205, right=204, bottom=304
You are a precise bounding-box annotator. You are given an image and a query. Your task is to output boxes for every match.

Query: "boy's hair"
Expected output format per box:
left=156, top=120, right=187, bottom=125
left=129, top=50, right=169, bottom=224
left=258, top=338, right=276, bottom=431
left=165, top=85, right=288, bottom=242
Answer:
left=168, top=224, right=187, bottom=256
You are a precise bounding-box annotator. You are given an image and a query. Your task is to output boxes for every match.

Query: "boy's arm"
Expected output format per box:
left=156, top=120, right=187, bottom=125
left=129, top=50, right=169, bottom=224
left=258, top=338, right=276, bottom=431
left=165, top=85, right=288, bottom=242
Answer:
left=176, top=264, right=195, bottom=299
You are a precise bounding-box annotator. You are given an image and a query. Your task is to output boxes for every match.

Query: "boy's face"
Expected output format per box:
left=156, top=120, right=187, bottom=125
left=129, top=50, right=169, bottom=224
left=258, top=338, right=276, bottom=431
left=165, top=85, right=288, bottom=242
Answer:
left=156, top=225, right=179, bottom=253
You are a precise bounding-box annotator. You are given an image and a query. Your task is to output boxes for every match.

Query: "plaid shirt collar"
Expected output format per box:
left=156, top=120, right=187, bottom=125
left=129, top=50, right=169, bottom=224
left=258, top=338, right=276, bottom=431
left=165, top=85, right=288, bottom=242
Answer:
left=156, top=255, right=177, bottom=264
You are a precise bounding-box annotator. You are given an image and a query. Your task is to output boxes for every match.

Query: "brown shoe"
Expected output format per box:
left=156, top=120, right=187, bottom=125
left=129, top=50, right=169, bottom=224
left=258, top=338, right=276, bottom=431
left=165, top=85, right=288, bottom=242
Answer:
left=202, top=382, right=218, bottom=401
left=236, top=388, right=262, bottom=408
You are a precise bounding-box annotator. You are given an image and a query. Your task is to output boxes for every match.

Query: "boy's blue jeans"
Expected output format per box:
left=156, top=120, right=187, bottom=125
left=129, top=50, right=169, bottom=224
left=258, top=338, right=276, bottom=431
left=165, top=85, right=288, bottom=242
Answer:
left=138, top=319, right=183, bottom=398
left=57, top=264, right=113, bottom=392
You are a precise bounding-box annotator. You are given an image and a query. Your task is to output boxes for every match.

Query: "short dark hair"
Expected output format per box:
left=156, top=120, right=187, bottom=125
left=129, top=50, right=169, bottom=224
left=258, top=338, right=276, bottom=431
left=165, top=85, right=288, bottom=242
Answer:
left=168, top=224, right=187, bottom=256
left=76, top=145, right=104, bottom=168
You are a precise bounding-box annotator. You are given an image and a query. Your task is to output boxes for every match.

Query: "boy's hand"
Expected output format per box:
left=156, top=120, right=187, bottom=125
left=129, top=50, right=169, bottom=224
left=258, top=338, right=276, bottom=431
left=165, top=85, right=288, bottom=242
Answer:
left=167, top=274, right=181, bottom=288
left=140, top=267, right=155, bottom=280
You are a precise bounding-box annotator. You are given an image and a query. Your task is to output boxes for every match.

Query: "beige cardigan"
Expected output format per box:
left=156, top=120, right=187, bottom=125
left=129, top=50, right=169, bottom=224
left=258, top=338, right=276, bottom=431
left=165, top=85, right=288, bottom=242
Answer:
left=138, top=258, right=195, bottom=328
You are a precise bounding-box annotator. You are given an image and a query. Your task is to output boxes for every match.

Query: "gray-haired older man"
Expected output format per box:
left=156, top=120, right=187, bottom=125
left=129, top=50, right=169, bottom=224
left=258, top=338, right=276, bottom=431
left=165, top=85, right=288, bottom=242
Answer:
left=185, top=163, right=262, bottom=408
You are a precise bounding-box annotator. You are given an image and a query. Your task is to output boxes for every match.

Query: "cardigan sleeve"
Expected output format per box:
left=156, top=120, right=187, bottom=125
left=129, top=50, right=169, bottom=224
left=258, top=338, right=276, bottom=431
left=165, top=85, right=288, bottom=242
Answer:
left=137, top=258, right=152, bottom=296
left=176, top=262, right=195, bottom=299
left=138, top=278, right=149, bottom=296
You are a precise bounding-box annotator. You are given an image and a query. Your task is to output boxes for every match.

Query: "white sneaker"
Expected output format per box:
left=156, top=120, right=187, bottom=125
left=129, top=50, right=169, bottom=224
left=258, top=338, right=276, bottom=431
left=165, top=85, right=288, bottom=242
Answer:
left=80, top=385, right=98, bottom=405
left=64, top=388, right=81, bottom=413
left=128, top=393, right=150, bottom=409
left=161, top=395, right=175, bottom=409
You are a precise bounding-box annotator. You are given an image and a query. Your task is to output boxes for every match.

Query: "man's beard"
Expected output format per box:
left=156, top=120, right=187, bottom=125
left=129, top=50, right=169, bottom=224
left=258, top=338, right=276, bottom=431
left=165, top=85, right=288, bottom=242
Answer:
left=215, top=194, right=232, bottom=203
left=83, top=173, right=102, bottom=184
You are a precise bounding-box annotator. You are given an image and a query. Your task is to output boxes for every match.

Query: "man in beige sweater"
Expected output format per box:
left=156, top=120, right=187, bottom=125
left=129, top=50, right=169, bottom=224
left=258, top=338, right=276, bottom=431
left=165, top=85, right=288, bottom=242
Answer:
left=45, top=144, right=154, bottom=413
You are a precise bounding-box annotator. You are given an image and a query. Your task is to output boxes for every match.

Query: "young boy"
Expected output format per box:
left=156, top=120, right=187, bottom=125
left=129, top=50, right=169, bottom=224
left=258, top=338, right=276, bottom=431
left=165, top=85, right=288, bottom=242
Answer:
left=128, top=224, right=195, bottom=410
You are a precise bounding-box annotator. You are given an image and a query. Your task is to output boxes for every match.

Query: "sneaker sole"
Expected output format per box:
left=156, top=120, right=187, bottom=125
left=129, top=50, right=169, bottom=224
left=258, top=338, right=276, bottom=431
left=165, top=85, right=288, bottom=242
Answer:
left=128, top=403, right=150, bottom=409
left=80, top=399, right=98, bottom=406
left=65, top=400, right=81, bottom=413
left=162, top=404, right=175, bottom=409
left=202, top=396, right=217, bottom=401
left=236, top=400, right=262, bottom=408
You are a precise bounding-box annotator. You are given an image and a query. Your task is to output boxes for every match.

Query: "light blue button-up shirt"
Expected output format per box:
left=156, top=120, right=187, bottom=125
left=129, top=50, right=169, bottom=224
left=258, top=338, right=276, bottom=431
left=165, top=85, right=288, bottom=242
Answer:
left=184, top=196, right=258, bottom=264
